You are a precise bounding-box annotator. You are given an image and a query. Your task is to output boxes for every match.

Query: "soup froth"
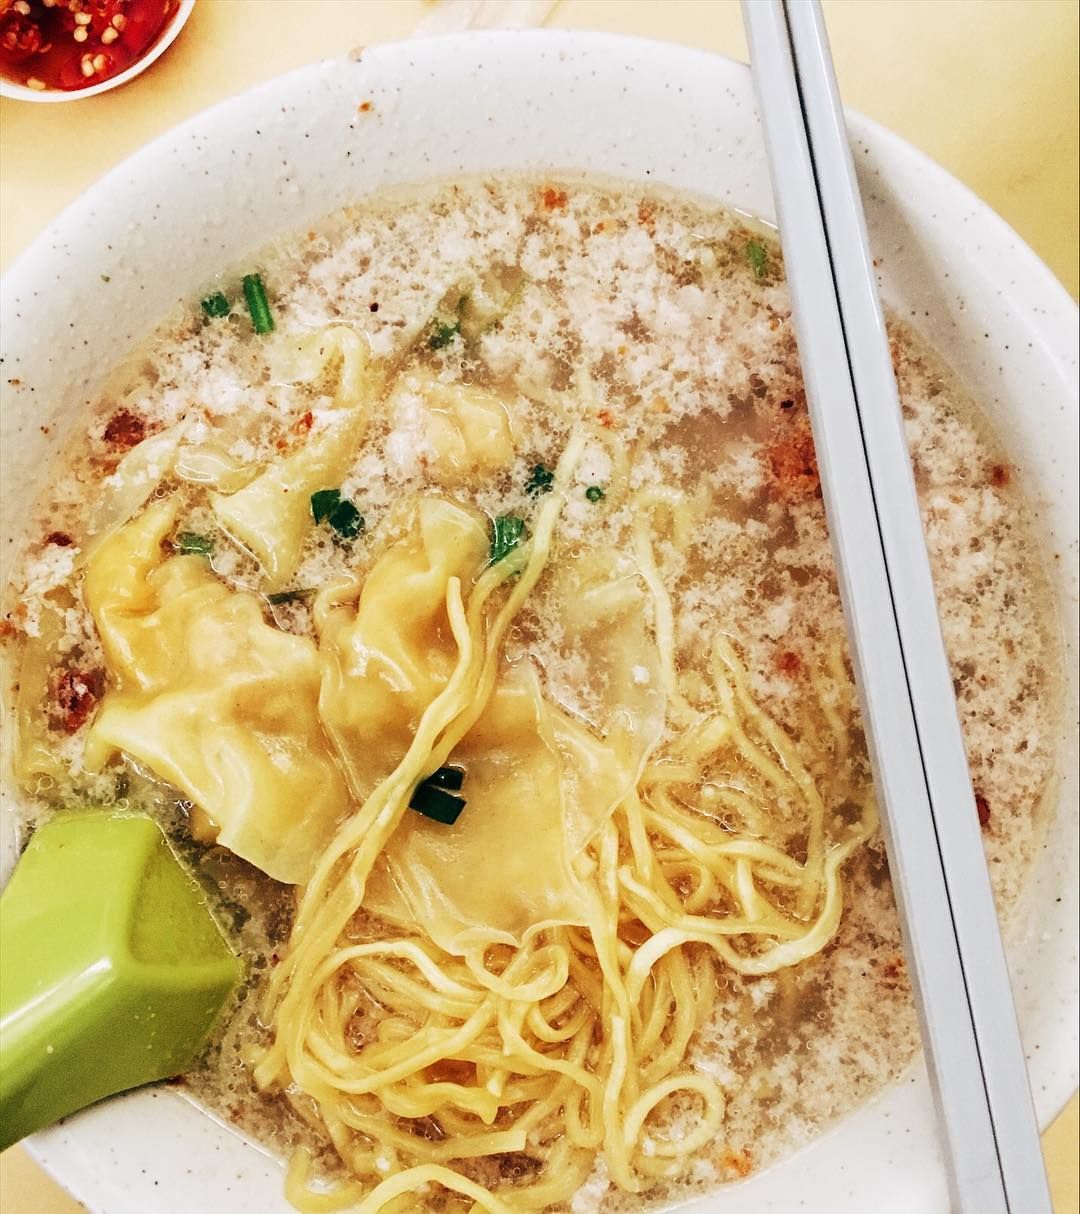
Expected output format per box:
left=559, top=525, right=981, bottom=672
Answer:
left=2, top=175, right=1060, bottom=1213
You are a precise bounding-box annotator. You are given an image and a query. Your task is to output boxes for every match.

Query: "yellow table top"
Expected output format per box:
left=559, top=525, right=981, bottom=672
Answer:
left=0, top=2, right=1076, bottom=1211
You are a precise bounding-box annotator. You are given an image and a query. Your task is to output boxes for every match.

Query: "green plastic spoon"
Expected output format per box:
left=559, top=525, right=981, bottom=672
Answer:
left=0, top=810, right=242, bottom=1150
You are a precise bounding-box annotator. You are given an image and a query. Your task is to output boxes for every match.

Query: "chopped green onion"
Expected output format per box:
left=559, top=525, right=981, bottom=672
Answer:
left=424, top=765, right=465, bottom=792
left=201, top=292, right=230, bottom=319
left=489, top=515, right=525, bottom=564
left=267, top=588, right=317, bottom=605
left=310, top=488, right=364, bottom=540
left=409, top=782, right=466, bottom=825
left=327, top=498, right=363, bottom=539
left=745, top=239, right=768, bottom=280
left=585, top=485, right=605, bottom=502
left=311, top=488, right=341, bottom=524
left=410, top=766, right=467, bottom=824
left=525, top=464, right=555, bottom=496
left=428, top=319, right=461, bottom=350
left=176, top=532, right=213, bottom=557
left=242, top=273, right=274, bottom=334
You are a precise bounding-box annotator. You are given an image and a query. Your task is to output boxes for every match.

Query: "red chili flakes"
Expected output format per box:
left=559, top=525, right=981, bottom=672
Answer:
left=45, top=531, right=74, bottom=548
left=720, top=1147, right=753, bottom=1179
left=51, top=667, right=104, bottom=734
left=357, top=100, right=374, bottom=113
left=989, top=463, right=1010, bottom=488
left=102, top=408, right=146, bottom=451
left=541, top=186, right=568, bottom=211
left=775, top=650, right=802, bottom=676
left=779, top=398, right=796, bottom=411
left=596, top=408, right=615, bottom=429
left=877, top=954, right=906, bottom=989
left=975, top=792, right=991, bottom=829
left=1, top=10, right=44, bottom=59
left=293, top=410, right=314, bottom=435
left=764, top=427, right=820, bottom=500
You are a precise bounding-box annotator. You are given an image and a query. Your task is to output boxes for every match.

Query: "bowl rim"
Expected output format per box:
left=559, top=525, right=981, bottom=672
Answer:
left=0, top=0, right=195, bottom=104
left=1, top=26, right=1076, bottom=1214
left=2, top=22, right=1076, bottom=316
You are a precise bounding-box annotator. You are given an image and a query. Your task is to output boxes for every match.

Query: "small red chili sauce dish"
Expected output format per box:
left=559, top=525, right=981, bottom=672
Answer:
left=0, top=0, right=193, bottom=101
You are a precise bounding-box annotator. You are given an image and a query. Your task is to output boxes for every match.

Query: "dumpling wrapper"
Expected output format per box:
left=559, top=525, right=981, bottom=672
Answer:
left=538, top=549, right=667, bottom=768
left=83, top=498, right=352, bottom=884
left=364, top=662, right=626, bottom=953
left=211, top=327, right=375, bottom=589
left=389, top=373, right=515, bottom=487
left=316, top=496, right=664, bottom=953
left=81, top=424, right=186, bottom=562
left=315, top=495, right=492, bottom=803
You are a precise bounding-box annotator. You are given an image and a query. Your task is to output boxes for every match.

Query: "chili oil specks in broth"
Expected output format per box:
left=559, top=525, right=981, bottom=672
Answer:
left=2, top=176, right=1061, bottom=1214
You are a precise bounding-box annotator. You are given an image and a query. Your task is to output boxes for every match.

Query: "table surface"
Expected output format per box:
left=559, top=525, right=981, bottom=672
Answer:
left=0, top=1, right=1076, bottom=1211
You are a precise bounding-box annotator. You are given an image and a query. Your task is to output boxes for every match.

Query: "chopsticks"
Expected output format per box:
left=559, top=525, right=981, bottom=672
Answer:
left=741, top=4, right=1052, bottom=1212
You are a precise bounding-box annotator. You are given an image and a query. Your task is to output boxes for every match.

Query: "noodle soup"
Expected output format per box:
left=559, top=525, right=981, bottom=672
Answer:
left=2, top=176, right=1060, bottom=1213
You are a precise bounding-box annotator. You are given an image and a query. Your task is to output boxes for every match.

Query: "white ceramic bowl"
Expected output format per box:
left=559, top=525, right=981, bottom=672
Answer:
left=0, top=0, right=194, bottom=103
left=1, top=31, right=1076, bottom=1214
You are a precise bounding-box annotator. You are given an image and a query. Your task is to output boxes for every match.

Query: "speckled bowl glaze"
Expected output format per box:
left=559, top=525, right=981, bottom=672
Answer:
left=0, top=31, right=1076, bottom=1214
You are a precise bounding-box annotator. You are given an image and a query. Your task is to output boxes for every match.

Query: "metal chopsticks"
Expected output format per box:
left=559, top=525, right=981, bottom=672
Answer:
left=741, top=3, right=1051, bottom=1211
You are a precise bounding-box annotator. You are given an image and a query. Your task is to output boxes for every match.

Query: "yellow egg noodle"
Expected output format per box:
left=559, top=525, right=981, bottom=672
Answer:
left=36, top=325, right=875, bottom=1213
